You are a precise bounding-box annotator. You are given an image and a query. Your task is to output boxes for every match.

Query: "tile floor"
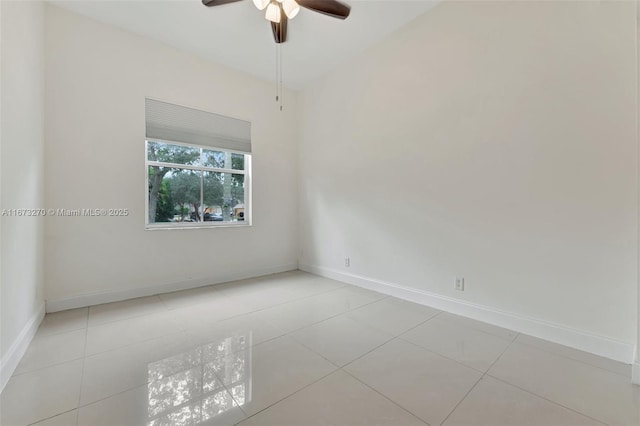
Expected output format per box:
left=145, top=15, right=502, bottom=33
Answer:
left=1, top=271, right=638, bottom=426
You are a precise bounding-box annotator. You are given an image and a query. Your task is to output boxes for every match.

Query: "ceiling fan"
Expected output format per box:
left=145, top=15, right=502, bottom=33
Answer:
left=202, top=0, right=351, bottom=44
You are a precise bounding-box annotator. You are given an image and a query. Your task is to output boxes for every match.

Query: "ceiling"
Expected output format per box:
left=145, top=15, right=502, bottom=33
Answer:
left=50, top=0, right=440, bottom=89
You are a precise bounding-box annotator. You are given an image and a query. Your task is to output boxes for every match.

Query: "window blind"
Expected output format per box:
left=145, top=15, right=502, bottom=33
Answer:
left=145, top=98, right=251, bottom=154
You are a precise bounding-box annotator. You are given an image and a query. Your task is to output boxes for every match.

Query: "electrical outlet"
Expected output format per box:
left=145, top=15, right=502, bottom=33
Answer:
left=455, top=277, right=465, bottom=291
left=345, top=257, right=350, bottom=267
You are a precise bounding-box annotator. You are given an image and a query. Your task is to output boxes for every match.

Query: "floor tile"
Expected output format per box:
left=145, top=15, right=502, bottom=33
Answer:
left=237, top=370, right=427, bottom=426
left=310, top=286, right=386, bottom=312
left=0, top=359, right=83, bottom=426
left=14, top=328, right=86, bottom=375
left=88, top=295, right=166, bottom=327
left=488, top=343, right=640, bottom=426
left=291, top=315, right=393, bottom=366
left=6, top=271, right=636, bottom=426
left=345, top=297, right=440, bottom=336
left=443, top=376, right=604, bottom=426
left=210, top=335, right=337, bottom=416
left=216, top=273, right=344, bottom=311
left=218, top=278, right=302, bottom=311
left=436, top=312, right=519, bottom=341
left=159, top=284, right=228, bottom=310
left=345, top=338, right=482, bottom=426
left=78, top=383, right=246, bottom=426
left=171, top=294, right=253, bottom=328
left=85, top=310, right=183, bottom=355
left=307, top=276, right=349, bottom=291
left=401, top=316, right=511, bottom=371
left=29, top=410, right=78, bottom=426
left=185, top=311, right=285, bottom=349
left=273, top=274, right=347, bottom=299
left=257, top=296, right=346, bottom=333
left=80, top=332, right=191, bottom=405
left=288, top=274, right=348, bottom=295
left=515, top=333, right=631, bottom=377
left=36, top=307, right=88, bottom=337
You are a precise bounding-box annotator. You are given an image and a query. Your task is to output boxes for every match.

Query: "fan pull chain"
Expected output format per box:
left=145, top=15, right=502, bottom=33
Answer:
left=275, top=43, right=279, bottom=104
left=279, top=43, right=283, bottom=111
left=273, top=24, right=284, bottom=112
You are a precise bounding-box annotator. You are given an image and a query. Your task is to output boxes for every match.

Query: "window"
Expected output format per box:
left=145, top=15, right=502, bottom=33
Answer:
left=145, top=99, right=251, bottom=229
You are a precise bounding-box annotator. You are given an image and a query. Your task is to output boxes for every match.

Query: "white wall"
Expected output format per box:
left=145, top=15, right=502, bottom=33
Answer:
left=299, top=0, right=638, bottom=361
left=44, top=5, right=299, bottom=308
left=0, top=0, right=46, bottom=390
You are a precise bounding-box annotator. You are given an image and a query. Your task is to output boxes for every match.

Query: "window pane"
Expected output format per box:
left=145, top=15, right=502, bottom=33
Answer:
left=202, top=171, right=224, bottom=222
left=148, top=167, right=202, bottom=223
left=231, top=153, right=244, bottom=170
left=203, top=172, right=245, bottom=222
left=202, top=150, right=244, bottom=171
left=147, top=141, right=201, bottom=166
left=202, top=150, right=225, bottom=169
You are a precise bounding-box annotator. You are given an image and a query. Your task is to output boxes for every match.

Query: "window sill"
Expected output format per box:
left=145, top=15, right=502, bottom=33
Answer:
left=145, top=221, right=252, bottom=231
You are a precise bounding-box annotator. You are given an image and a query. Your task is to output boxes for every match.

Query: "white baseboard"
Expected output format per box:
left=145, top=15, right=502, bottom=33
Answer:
left=300, top=263, right=635, bottom=364
left=46, top=263, right=299, bottom=312
left=0, top=303, right=45, bottom=394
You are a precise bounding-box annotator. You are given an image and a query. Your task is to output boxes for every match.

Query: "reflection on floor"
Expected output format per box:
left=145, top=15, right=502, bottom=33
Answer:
left=147, top=333, right=251, bottom=425
left=0, top=270, right=638, bottom=426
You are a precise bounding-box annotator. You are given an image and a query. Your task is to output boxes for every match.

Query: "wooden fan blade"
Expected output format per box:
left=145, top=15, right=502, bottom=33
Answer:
left=297, top=0, right=350, bottom=19
left=202, top=0, right=243, bottom=7
left=270, top=10, right=288, bottom=43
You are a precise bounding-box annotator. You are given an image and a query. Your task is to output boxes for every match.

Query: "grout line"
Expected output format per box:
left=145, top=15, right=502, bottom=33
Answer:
left=10, top=354, right=87, bottom=378
left=25, top=408, right=78, bottom=426
left=395, top=336, right=494, bottom=376
left=438, top=374, right=484, bottom=426
left=34, top=326, right=87, bottom=339
left=281, top=335, right=346, bottom=369
left=222, top=358, right=340, bottom=421
left=72, top=384, right=144, bottom=412
left=340, top=368, right=432, bottom=426
left=438, top=331, right=518, bottom=425
left=393, top=311, right=441, bottom=336
left=82, top=328, right=186, bottom=361
left=439, top=328, right=610, bottom=426
left=35, top=307, right=90, bottom=339
left=84, top=303, right=170, bottom=329
left=75, top=310, right=91, bottom=426
left=218, top=282, right=359, bottom=317
left=338, top=334, right=401, bottom=370
left=512, top=336, right=631, bottom=378
left=485, top=374, right=609, bottom=426
left=68, top=332, right=194, bottom=412
left=81, top=322, right=184, bottom=359
left=436, top=311, right=519, bottom=343
left=235, top=292, right=390, bottom=338
left=238, top=368, right=339, bottom=421
left=478, top=331, right=608, bottom=424
left=283, top=312, right=399, bottom=370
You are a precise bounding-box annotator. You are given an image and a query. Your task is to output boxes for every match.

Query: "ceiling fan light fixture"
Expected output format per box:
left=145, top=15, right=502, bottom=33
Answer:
left=252, top=0, right=269, bottom=10
left=282, top=0, right=300, bottom=19
left=265, top=2, right=281, bottom=23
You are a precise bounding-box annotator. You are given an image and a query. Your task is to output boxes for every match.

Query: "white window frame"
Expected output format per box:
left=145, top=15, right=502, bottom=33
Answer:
left=145, top=138, right=252, bottom=230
